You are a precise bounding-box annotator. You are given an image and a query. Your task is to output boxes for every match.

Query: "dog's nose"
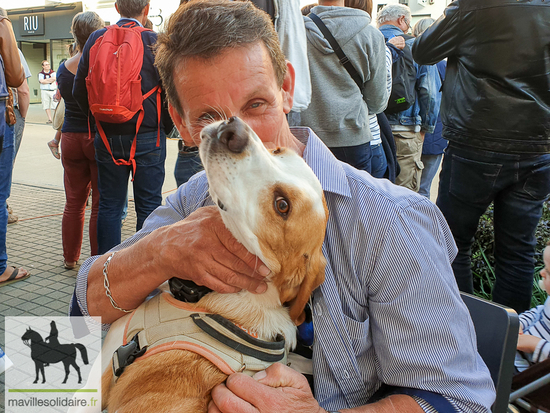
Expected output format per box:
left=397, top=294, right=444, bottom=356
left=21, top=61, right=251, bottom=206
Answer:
left=217, top=117, right=248, bottom=153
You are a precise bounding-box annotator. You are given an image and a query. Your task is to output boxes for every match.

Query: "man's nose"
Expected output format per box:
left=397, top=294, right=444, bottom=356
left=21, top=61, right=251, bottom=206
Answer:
left=216, top=116, right=248, bottom=154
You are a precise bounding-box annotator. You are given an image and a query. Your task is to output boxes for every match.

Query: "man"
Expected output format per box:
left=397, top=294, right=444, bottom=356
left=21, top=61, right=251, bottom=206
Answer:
left=73, top=0, right=173, bottom=254
left=38, top=60, right=57, bottom=124
left=71, top=2, right=494, bottom=412
left=412, top=0, right=550, bottom=314
left=377, top=4, right=441, bottom=192
left=0, top=13, right=28, bottom=286
left=1, top=8, right=31, bottom=224
left=300, top=0, right=388, bottom=173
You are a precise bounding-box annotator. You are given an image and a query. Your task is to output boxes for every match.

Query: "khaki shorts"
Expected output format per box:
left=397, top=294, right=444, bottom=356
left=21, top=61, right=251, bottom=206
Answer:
left=394, top=131, right=424, bottom=192
left=41, top=90, right=58, bottom=111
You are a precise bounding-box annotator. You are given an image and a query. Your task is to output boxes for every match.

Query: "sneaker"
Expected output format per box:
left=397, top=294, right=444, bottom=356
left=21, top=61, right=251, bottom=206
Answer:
left=46, top=120, right=52, bottom=124
left=7, top=213, right=18, bottom=224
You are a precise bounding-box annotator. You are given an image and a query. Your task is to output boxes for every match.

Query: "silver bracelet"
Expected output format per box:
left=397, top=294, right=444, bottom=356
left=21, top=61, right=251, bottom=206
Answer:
left=103, top=251, right=134, bottom=313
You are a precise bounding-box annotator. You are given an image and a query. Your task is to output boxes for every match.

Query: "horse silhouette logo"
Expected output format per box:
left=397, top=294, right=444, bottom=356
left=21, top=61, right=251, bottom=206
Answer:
left=21, top=320, right=89, bottom=384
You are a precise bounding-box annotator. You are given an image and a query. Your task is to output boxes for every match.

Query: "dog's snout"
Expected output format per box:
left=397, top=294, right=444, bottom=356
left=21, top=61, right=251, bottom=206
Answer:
left=217, top=116, right=249, bottom=154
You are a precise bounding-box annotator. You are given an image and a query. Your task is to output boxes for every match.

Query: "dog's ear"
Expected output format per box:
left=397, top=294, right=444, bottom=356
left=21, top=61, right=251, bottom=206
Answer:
left=288, top=251, right=326, bottom=325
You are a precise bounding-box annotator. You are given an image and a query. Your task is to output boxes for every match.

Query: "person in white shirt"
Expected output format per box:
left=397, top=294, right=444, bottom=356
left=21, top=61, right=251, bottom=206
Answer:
left=38, top=60, right=57, bottom=123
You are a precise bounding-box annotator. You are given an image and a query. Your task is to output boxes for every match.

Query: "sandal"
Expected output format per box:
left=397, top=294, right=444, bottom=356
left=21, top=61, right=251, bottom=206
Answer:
left=0, top=267, right=30, bottom=288
left=47, top=139, right=60, bottom=159
left=64, top=261, right=77, bottom=270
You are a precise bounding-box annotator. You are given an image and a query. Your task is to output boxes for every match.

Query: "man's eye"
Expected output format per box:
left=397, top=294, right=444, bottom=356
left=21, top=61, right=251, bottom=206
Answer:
left=250, top=102, right=262, bottom=109
left=198, top=113, right=217, bottom=122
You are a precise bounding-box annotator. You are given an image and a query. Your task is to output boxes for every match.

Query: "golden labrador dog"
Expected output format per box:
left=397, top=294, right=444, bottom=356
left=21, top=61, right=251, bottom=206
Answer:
left=100, top=117, right=328, bottom=412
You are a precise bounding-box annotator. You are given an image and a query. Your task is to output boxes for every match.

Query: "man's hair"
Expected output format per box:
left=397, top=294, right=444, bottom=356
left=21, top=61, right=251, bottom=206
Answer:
left=155, top=0, right=287, bottom=116
left=412, top=17, right=434, bottom=37
left=116, top=0, right=149, bottom=18
left=0, top=8, right=7, bottom=18
left=41, top=60, right=49, bottom=66
left=71, top=11, right=105, bottom=52
left=376, top=4, right=411, bottom=27
left=301, top=4, right=317, bottom=16
left=345, top=0, right=373, bottom=17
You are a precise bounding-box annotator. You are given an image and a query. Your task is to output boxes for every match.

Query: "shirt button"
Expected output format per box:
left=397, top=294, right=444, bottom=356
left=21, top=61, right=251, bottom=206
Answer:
left=315, top=303, right=323, bottom=316
left=342, top=370, right=350, bottom=379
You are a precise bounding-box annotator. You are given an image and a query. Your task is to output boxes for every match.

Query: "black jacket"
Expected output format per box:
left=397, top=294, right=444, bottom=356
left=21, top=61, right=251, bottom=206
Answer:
left=412, top=0, right=550, bottom=154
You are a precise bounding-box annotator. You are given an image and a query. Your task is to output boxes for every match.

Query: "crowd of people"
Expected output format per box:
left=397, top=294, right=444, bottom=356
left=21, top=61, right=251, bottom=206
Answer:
left=0, top=0, right=549, bottom=411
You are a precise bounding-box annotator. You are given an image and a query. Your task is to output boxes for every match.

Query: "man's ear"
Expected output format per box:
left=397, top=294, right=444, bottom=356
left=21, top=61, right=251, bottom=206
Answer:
left=282, top=61, right=295, bottom=115
left=168, top=103, right=196, bottom=147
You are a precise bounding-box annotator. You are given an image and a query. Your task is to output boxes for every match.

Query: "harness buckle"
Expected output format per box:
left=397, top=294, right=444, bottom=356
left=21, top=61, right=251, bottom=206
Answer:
left=112, top=333, right=148, bottom=378
left=169, top=278, right=212, bottom=303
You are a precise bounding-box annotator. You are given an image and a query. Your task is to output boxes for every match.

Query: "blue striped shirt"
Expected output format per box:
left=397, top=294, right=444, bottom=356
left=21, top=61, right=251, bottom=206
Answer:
left=74, top=128, right=495, bottom=412
left=517, top=297, right=550, bottom=365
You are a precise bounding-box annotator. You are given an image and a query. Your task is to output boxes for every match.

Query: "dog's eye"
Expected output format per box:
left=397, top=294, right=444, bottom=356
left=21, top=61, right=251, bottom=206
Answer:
left=274, top=196, right=290, bottom=217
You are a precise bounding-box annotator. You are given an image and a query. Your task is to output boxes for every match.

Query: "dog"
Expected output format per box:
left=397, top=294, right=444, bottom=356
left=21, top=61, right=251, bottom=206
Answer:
left=99, top=117, right=328, bottom=412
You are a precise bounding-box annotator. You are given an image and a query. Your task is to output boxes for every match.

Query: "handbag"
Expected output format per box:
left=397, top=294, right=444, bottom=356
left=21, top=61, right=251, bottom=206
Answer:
left=52, top=98, right=65, bottom=131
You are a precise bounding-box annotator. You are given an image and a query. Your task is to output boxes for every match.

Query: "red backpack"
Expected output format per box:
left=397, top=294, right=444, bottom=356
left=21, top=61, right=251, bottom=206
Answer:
left=85, top=22, right=161, bottom=177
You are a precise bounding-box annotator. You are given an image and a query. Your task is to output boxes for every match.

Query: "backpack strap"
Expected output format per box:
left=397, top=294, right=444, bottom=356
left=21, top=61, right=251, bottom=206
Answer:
left=308, top=13, right=364, bottom=95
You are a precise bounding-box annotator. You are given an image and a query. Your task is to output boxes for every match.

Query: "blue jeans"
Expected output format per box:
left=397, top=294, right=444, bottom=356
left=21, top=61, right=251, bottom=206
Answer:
left=370, top=142, right=387, bottom=179
left=418, top=153, right=443, bottom=198
left=0, top=124, right=15, bottom=274
left=174, top=149, right=203, bottom=187
left=95, top=130, right=166, bottom=254
left=329, top=142, right=372, bottom=173
left=437, top=143, right=550, bottom=313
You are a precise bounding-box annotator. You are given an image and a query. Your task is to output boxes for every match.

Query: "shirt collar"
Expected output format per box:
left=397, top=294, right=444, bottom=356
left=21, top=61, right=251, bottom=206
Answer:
left=117, top=17, right=143, bottom=27
left=290, top=127, right=352, bottom=199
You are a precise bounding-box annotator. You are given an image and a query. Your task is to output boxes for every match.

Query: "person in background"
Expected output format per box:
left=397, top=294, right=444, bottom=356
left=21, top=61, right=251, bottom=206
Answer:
left=0, top=8, right=31, bottom=225
left=413, top=0, right=550, bottom=314
left=515, top=240, right=550, bottom=372
left=378, top=4, right=442, bottom=192
left=38, top=60, right=57, bottom=124
left=56, top=12, right=104, bottom=269
left=0, top=12, right=28, bottom=287
left=73, top=0, right=173, bottom=254
left=411, top=17, right=446, bottom=199
left=301, top=0, right=388, bottom=173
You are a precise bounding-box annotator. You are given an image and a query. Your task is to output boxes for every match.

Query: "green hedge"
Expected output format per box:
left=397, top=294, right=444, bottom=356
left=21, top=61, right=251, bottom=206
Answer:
left=472, top=201, right=550, bottom=308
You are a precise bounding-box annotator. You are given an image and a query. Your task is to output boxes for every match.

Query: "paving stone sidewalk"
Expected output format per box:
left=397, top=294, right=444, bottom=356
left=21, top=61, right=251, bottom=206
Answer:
left=0, top=183, right=139, bottom=412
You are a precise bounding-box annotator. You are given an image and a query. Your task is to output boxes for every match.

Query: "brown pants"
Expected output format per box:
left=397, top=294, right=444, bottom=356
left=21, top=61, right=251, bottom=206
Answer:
left=394, top=131, right=424, bottom=192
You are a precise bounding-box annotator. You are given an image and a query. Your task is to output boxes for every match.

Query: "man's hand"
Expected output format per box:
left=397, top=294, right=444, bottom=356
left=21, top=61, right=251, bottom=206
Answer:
left=152, top=205, right=270, bottom=294
left=208, top=363, right=324, bottom=413
left=388, top=36, right=406, bottom=50
left=517, top=333, right=542, bottom=353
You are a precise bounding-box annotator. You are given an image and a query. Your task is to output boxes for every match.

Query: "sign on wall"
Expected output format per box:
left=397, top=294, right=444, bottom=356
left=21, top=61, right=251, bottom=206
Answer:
left=20, top=14, right=44, bottom=36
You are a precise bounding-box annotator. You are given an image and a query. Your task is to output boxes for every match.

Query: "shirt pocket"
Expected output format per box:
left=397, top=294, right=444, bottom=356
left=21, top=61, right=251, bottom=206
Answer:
left=342, top=314, right=371, bottom=357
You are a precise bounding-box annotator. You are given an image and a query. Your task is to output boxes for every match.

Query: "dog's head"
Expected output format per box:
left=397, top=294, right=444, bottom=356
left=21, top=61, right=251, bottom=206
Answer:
left=199, top=117, right=328, bottom=324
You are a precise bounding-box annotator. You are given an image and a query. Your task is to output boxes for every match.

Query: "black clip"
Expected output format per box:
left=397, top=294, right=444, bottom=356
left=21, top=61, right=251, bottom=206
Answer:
left=169, top=278, right=212, bottom=303
left=113, top=333, right=147, bottom=378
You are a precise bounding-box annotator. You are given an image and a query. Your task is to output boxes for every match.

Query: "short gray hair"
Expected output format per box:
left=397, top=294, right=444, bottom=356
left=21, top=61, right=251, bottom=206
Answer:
left=412, top=17, right=434, bottom=37
left=116, top=0, right=149, bottom=18
left=377, top=4, right=411, bottom=27
left=0, top=8, right=7, bottom=18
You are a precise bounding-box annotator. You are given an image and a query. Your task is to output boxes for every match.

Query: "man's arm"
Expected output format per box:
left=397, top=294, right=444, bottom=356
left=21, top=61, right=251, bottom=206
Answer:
left=415, top=63, right=441, bottom=134
left=363, top=30, right=389, bottom=115
left=16, top=80, right=29, bottom=118
left=76, top=186, right=271, bottom=325
left=412, top=1, right=460, bottom=65
left=0, top=18, right=24, bottom=88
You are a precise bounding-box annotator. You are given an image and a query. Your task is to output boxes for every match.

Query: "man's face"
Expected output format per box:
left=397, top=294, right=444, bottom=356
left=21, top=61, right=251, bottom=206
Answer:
left=169, top=42, right=296, bottom=151
left=397, top=15, right=411, bottom=33
left=42, top=62, right=50, bottom=70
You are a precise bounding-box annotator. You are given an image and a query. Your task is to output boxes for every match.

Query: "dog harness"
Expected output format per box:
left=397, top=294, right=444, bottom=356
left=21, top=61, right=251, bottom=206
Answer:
left=112, top=293, right=287, bottom=381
